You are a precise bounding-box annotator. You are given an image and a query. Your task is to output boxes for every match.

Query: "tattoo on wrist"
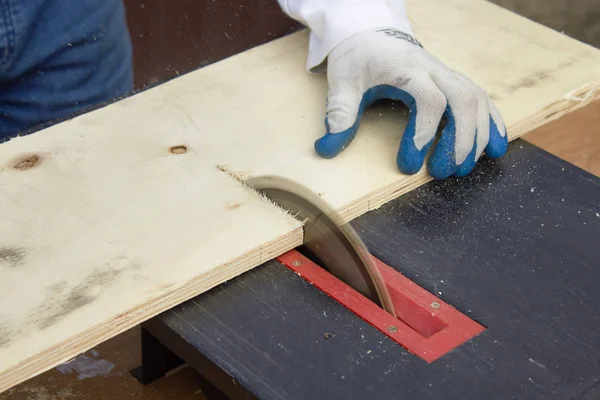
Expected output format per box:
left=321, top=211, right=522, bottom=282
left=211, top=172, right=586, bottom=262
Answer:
left=376, top=28, right=423, bottom=48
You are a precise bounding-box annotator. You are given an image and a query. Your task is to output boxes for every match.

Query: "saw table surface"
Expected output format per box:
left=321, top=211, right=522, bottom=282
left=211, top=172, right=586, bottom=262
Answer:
left=140, top=140, right=600, bottom=400
left=2, top=0, right=600, bottom=392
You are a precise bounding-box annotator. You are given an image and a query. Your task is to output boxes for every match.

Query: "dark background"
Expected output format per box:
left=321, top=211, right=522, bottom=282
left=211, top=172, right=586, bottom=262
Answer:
left=121, top=0, right=600, bottom=90
left=122, top=0, right=301, bottom=89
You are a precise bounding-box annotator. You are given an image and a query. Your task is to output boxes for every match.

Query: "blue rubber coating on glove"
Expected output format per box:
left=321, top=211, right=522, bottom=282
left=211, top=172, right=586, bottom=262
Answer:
left=455, top=116, right=508, bottom=177
left=454, top=135, right=478, bottom=177
left=485, top=116, right=508, bottom=159
left=315, top=85, right=507, bottom=179
left=315, top=85, right=415, bottom=159
left=427, top=105, right=459, bottom=180
left=315, top=85, right=436, bottom=175
left=315, top=118, right=348, bottom=159
left=396, top=96, right=432, bottom=175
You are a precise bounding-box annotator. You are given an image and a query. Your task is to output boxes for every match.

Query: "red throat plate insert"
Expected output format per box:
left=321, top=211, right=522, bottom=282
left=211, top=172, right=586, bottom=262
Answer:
left=277, top=250, right=485, bottom=362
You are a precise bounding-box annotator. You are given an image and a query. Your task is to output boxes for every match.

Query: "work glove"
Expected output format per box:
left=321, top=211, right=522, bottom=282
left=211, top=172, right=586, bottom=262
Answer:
left=315, top=28, right=508, bottom=179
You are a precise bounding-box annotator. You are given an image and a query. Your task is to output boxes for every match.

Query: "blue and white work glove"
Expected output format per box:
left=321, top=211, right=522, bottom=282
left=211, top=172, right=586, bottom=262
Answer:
left=315, top=28, right=508, bottom=179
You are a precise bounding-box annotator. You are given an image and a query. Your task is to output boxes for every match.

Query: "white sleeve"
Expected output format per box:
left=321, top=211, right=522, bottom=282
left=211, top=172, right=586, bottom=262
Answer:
left=277, top=0, right=413, bottom=73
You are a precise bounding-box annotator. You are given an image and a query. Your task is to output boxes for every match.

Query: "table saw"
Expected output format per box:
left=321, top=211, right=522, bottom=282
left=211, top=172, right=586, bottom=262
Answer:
left=131, top=140, right=600, bottom=399
left=1, top=0, right=600, bottom=396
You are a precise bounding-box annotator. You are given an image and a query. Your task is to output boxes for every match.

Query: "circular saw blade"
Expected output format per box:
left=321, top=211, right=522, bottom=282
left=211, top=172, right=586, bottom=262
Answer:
left=247, top=176, right=396, bottom=317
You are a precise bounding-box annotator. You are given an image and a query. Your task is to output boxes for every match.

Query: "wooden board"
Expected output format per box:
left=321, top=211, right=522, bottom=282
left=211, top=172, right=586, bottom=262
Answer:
left=1, top=0, right=600, bottom=393
left=0, top=126, right=302, bottom=392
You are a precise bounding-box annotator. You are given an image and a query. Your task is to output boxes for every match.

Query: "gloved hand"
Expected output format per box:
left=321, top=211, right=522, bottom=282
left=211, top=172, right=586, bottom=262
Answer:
left=315, top=28, right=508, bottom=179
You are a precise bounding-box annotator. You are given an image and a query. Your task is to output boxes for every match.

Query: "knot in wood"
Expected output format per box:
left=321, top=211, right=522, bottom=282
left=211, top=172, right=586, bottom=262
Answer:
left=170, top=145, right=187, bottom=154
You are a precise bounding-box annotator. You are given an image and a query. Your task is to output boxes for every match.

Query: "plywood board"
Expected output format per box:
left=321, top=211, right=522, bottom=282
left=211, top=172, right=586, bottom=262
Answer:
left=0, top=121, right=302, bottom=392
left=1, top=0, right=600, bottom=393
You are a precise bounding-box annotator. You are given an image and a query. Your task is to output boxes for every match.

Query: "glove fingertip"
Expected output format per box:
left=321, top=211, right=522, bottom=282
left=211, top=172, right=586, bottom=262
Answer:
left=428, top=154, right=457, bottom=180
left=427, top=107, right=458, bottom=180
left=396, top=119, right=430, bottom=175
left=314, top=122, right=358, bottom=159
left=397, top=145, right=426, bottom=174
left=485, top=116, right=508, bottom=159
left=454, top=142, right=478, bottom=177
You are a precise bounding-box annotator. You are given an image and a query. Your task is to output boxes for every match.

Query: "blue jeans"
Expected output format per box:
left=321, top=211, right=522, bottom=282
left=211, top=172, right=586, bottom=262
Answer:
left=0, top=0, right=133, bottom=142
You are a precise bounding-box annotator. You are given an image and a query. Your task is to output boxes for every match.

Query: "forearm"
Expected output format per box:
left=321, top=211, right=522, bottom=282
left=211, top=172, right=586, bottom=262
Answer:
left=276, top=0, right=413, bottom=72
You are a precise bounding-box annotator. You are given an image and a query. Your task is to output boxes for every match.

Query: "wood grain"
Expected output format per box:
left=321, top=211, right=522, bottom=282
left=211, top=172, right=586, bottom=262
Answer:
left=1, top=0, right=600, bottom=393
left=525, top=100, right=600, bottom=177
left=0, top=124, right=302, bottom=392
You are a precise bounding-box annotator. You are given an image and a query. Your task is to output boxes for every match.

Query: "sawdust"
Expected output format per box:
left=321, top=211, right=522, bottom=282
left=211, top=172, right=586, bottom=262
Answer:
left=215, top=165, right=304, bottom=223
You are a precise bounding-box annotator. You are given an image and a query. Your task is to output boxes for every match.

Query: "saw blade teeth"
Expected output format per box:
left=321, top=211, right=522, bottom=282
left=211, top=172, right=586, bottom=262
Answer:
left=244, top=175, right=396, bottom=317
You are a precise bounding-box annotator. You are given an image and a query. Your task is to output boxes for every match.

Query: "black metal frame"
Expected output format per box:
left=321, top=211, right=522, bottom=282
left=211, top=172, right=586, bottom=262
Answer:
left=132, top=320, right=256, bottom=400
